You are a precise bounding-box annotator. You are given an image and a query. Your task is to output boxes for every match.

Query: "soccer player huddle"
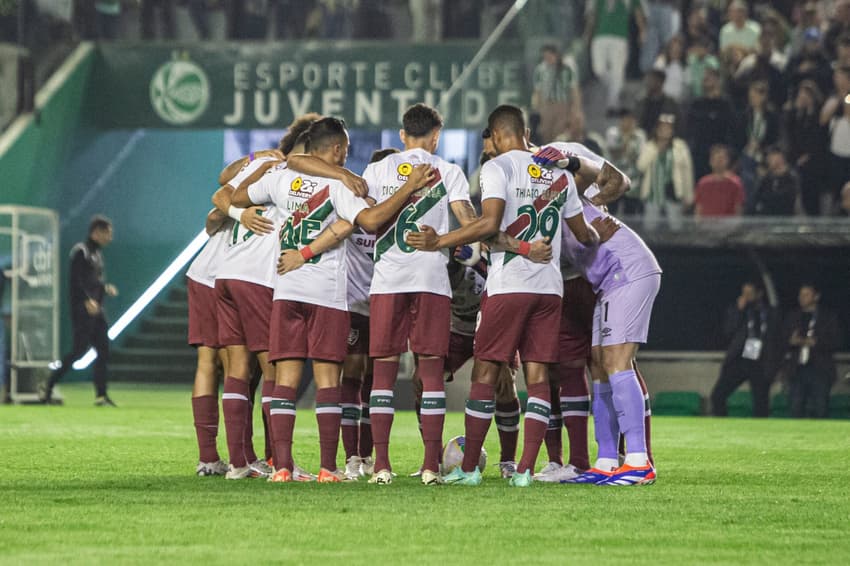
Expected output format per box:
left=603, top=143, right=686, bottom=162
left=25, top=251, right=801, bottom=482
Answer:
left=186, top=102, right=661, bottom=487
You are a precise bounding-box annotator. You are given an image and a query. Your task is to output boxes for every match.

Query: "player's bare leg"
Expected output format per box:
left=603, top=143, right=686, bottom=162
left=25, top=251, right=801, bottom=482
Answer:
left=192, top=346, right=225, bottom=476
left=222, top=345, right=254, bottom=478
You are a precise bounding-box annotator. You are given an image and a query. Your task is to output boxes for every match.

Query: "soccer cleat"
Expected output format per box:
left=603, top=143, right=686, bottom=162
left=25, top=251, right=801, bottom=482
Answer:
left=292, top=465, right=317, bottom=482
left=421, top=470, right=442, bottom=486
left=196, top=460, right=228, bottom=477
left=442, top=466, right=482, bottom=486
left=344, top=456, right=362, bottom=480
left=268, top=468, right=292, bottom=483
left=536, top=464, right=582, bottom=483
left=597, top=463, right=657, bottom=486
left=409, top=468, right=423, bottom=478
left=225, top=465, right=253, bottom=480
left=534, top=461, right=563, bottom=478
left=94, top=396, right=117, bottom=407
left=359, top=456, right=375, bottom=476
left=509, top=469, right=533, bottom=487
left=562, top=467, right=615, bottom=484
left=498, top=461, right=517, bottom=478
left=368, top=469, right=393, bottom=485
left=318, top=468, right=347, bottom=483
left=249, top=459, right=273, bottom=478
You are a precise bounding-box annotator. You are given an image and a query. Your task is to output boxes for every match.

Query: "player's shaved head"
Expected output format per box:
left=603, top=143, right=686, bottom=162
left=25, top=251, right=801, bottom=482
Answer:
left=402, top=104, right=443, bottom=137
left=370, top=147, right=400, bottom=164
left=279, top=112, right=322, bottom=155
left=487, top=105, right=526, bottom=137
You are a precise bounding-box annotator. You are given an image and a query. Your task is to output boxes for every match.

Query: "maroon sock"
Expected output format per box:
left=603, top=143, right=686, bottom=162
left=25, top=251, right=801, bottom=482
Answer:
left=222, top=377, right=250, bottom=468
left=270, top=385, right=297, bottom=472
left=544, top=380, right=564, bottom=465
left=358, top=373, right=373, bottom=458
left=560, top=365, right=591, bottom=470
left=370, top=360, right=399, bottom=472
left=261, top=380, right=275, bottom=463
left=315, top=387, right=342, bottom=472
left=518, top=382, right=551, bottom=474
left=462, top=382, right=495, bottom=473
left=243, top=393, right=258, bottom=465
left=418, top=357, right=446, bottom=473
left=192, top=395, right=220, bottom=463
left=495, top=398, right=520, bottom=463
left=340, top=377, right=361, bottom=460
left=634, top=364, right=654, bottom=466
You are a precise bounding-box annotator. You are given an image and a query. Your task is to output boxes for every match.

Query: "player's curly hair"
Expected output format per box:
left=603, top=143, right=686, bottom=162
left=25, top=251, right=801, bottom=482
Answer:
left=402, top=103, right=443, bottom=137
left=278, top=112, right=322, bottom=155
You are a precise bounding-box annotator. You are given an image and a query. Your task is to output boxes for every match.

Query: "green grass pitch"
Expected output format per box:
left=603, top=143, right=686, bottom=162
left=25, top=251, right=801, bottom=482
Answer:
left=1, top=383, right=848, bottom=565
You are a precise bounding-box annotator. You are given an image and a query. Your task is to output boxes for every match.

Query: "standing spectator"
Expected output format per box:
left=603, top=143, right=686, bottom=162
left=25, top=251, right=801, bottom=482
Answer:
left=605, top=107, right=646, bottom=215
left=750, top=146, right=801, bottom=215
left=141, top=0, right=175, bottom=39
left=736, top=80, right=780, bottom=204
left=560, top=111, right=606, bottom=157
left=789, top=2, right=822, bottom=57
left=40, top=216, right=118, bottom=406
left=654, top=35, right=688, bottom=102
left=683, top=5, right=713, bottom=50
left=783, top=284, right=843, bottom=419
left=710, top=281, right=781, bottom=418
left=637, top=114, right=693, bottom=230
left=824, top=0, right=850, bottom=60
left=635, top=68, right=680, bottom=135
left=410, top=0, right=442, bottom=43
left=834, top=33, right=850, bottom=68
left=784, top=80, right=828, bottom=216
left=532, top=44, right=580, bottom=145
left=640, top=0, right=680, bottom=73
left=693, top=144, right=745, bottom=217
left=585, top=0, right=647, bottom=116
left=719, top=0, right=761, bottom=55
left=687, top=67, right=735, bottom=180
left=733, top=31, right=788, bottom=109
left=785, top=28, right=833, bottom=98
left=820, top=67, right=850, bottom=215
left=685, top=35, right=719, bottom=99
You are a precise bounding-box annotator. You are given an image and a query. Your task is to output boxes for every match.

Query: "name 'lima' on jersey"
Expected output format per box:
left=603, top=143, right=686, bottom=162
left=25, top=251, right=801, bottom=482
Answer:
left=362, top=147, right=470, bottom=298
left=248, top=163, right=368, bottom=311
left=215, top=157, right=283, bottom=288
left=480, top=149, right=583, bottom=297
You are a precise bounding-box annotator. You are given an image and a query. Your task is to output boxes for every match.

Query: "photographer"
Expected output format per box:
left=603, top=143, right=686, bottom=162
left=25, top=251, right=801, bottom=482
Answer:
left=710, top=281, right=781, bottom=417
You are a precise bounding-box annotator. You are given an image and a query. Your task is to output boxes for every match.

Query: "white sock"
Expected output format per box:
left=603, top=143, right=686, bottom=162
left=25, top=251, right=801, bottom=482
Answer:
left=624, top=452, right=649, bottom=467
left=595, top=458, right=619, bottom=471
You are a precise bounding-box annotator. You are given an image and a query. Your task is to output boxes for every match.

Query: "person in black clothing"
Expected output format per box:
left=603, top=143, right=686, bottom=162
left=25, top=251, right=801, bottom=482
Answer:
left=635, top=69, right=680, bottom=136
left=710, top=281, right=781, bottom=418
left=750, top=147, right=801, bottom=215
left=784, top=80, right=828, bottom=216
left=687, top=67, right=735, bottom=180
left=783, top=284, right=843, bottom=419
left=41, top=216, right=117, bottom=406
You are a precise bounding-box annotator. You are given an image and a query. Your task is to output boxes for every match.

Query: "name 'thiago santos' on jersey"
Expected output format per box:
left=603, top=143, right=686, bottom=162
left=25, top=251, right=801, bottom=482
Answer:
left=216, top=157, right=282, bottom=288
left=481, top=149, right=583, bottom=297
left=247, top=162, right=368, bottom=311
left=363, top=147, right=470, bottom=297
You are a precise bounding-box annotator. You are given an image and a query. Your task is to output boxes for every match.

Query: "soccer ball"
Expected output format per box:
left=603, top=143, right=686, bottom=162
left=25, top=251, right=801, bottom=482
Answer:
left=440, top=435, right=487, bottom=475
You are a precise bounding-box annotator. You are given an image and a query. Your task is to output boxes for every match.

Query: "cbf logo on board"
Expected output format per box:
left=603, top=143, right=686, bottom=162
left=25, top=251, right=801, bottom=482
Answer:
left=150, top=53, right=210, bottom=125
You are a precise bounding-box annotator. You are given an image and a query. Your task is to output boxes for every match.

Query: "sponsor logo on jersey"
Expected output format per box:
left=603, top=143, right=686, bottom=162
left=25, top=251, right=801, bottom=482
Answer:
left=347, top=328, right=360, bottom=346
left=397, top=162, right=413, bottom=180
left=290, top=177, right=317, bottom=197
left=149, top=54, right=210, bottom=125
left=527, top=164, right=553, bottom=184
left=601, top=327, right=612, bottom=338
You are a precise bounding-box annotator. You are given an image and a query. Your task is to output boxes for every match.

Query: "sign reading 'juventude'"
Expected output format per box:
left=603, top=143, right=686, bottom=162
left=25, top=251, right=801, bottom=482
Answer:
left=94, top=42, right=527, bottom=130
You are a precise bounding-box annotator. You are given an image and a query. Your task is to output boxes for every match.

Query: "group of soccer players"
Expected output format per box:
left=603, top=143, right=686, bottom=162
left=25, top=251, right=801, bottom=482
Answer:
left=186, top=100, right=661, bottom=486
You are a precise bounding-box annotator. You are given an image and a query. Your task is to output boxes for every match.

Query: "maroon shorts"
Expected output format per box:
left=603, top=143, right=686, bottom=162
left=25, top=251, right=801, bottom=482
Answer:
left=187, top=278, right=220, bottom=348
left=347, top=312, right=370, bottom=355
left=559, top=278, right=597, bottom=363
left=445, top=332, right=475, bottom=377
left=369, top=292, right=451, bottom=358
left=269, top=299, right=350, bottom=363
left=474, top=292, right=562, bottom=364
left=215, top=278, right=273, bottom=352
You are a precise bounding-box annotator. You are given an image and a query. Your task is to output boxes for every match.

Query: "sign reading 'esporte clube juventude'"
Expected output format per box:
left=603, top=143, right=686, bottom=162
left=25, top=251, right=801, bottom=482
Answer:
left=96, top=43, right=527, bottom=130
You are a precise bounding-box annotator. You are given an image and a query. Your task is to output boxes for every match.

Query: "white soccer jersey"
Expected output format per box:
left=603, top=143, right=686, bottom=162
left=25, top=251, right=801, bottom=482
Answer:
left=186, top=225, right=231, bottom=288
left=450, top=265, right=486, bottom=336
left=248, top=164, right=369, bottom=311
left=346, top=227, right=374, bottom=317
left=215, top=157, right=283, bottom=288
left=362, top=147, right=471, bottom=297
left=480, top=149, right=583, bottom=297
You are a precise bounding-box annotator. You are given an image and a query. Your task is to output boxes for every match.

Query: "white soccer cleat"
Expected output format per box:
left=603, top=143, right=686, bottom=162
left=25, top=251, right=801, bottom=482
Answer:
left=196, top=460, right=228, bottom=476
left=344, top=456, right=362, bottom=481
left=368, top=469, right=393, bottom=485
left=421, top=470, right=442, bottom=485
left=359, top=456, right=375, bottom=476
left=409, top=468, right=423, bottom=478
left=225, top=464, right=253, bottom=480
left=498, top=461, right=517, bottom=478
left=249, top=459, right=273, bottom=478
left=534, top=461, right=563, bottom=478
left=292, top=464, right=317, bottom=482
left=535, top=463, right=583, bottom=483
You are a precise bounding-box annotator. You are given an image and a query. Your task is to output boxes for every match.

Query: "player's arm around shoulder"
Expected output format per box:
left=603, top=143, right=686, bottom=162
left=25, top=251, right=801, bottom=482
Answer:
left=211, top=159, right=281, bottom=235
left=287, top=153, right=368, bottom=198
left=354, top=164, right=434, bottom=233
